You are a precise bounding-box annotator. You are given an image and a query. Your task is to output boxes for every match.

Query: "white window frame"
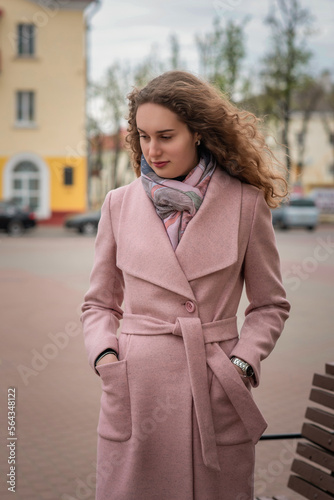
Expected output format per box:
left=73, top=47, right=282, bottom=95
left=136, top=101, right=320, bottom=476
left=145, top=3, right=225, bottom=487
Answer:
left=11, top=162, right=40, bottom=212
left=3, top=153, right=50, bottom=220
left=15, top=91, right=36, bottom=127
left=17, top=23, right=35, bottom=57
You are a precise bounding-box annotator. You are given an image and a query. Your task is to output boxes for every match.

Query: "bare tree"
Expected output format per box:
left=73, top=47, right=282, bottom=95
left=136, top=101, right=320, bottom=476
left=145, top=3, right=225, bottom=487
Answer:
left=95, top=61, right=131, bottom=190
left=169, top=33, right=181, bottom=70
left=195, top=17, right=248, bottom=99
left=294, top=77, right=324, bottom=175
left=261, top=0, right=314, bottom=177
left=133, top=44, right=165, bottom=87
left=318, top=71, right=334, bottom=179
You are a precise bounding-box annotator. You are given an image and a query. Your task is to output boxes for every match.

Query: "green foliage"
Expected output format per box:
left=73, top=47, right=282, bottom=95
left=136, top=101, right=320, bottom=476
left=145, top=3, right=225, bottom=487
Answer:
left=169, top=33, right=181, bottom=70
left=195, top=17, right=248, bottom=99
left=133, top=44, right=166, bottom=87
left=260, top=0, right=315, bottom=174
left=261, top=0, right=314, bottom=115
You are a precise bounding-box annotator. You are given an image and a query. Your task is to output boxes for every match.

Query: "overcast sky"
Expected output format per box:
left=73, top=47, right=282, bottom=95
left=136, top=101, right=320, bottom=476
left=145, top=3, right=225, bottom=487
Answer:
left=87, top=0, right=334, bottom=85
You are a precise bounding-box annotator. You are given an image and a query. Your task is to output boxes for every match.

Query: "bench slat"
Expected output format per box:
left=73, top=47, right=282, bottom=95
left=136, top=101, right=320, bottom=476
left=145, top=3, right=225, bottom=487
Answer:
left=288, top=475, right=334, bottom=500
left=256, top=497, right=289, bottom=500
left=302, top=423, right=334, bottom=452
left=291, top=458, right=334, bottom=494
left=313, top=373, right=334, bottom=392
left=296, top=442, right=334, bottom=472
left=309, top=388, right=334, bottom=410
left=326, top=363, right=334, bottom=376
left=288, top=363, right=334, bottom=500
left=305, top=407, right=334, bottom=430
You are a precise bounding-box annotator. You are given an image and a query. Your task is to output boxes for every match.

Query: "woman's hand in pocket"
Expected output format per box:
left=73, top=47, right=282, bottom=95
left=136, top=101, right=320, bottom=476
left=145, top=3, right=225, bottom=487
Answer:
left=96, top=353, right=118, bottom=367
left=232, top=363, right=244, bottom=377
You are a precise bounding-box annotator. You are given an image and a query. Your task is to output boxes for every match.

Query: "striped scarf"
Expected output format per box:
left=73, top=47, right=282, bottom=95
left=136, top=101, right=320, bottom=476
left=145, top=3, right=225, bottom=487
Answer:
left=141, top=151, right=216, bottom=250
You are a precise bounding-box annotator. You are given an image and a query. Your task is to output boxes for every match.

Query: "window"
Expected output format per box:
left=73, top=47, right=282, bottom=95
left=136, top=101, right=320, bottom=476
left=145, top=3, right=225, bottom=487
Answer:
left=16, top=91, right=35, bottom=124
left=12, top=161, right=40, bottom=212
left=17, top=24, right=35, bottom=56
left=64, top=167, right=74, bottom=186
left=289, top=199, right=316, bottom=207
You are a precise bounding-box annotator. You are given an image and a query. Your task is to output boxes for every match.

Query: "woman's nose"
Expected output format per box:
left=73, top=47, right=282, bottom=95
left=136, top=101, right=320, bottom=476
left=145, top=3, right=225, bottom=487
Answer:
left=148, top=140, right=161, bottom=158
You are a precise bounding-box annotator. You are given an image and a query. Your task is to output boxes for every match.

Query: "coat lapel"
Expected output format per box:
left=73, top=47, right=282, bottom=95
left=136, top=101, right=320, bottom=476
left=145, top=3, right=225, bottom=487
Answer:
left=116, top=178, right=196, bottom=299
left=175, top=168, right=241, bottom=281
left=116, top=168, right=241, bottom=296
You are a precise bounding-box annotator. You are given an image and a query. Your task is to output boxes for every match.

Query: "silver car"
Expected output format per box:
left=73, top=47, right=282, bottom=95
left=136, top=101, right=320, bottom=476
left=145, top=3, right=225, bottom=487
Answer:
left=271, top=198, right=319, bottom=230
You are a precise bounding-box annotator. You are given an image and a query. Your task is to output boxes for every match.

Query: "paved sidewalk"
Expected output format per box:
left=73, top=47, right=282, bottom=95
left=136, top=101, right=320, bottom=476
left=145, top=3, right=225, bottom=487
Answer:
left=1, top=226, right=333, bottom=499
left=0, top=236, right=100, bottom=500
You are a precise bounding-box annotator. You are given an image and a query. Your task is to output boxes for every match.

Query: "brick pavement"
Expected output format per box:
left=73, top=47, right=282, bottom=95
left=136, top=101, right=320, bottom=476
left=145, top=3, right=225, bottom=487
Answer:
left=1, top=235, right=100, bottom=500
left=1, top=225, right=333, bottom=499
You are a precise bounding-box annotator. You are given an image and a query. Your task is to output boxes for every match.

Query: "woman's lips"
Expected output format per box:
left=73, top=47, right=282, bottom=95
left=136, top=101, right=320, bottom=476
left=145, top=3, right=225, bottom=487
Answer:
left=152, top=161, right=169, bottom=168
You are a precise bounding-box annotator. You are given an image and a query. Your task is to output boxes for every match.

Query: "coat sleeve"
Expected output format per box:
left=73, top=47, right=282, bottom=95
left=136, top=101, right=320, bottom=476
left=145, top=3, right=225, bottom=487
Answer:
left=230, top=190, right=290, bottom=387
left=80, top=191, right=124, bottom=373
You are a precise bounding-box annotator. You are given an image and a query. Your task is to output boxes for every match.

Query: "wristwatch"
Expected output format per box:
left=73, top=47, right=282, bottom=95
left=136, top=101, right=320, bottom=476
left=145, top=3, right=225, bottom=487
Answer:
left=95, top=348, right=118, bottom=367
left=230, top=357, right=254, bottom=378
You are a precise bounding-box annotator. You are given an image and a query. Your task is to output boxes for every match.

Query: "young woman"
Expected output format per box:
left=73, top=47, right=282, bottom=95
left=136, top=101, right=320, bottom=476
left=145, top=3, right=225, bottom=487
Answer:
left=81, top=70, right=290, bottom=500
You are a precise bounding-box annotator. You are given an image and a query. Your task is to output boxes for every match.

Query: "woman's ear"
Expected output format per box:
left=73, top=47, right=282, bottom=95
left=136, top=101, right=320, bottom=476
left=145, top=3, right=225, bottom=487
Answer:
left=195, top=134, right=202, bottom=146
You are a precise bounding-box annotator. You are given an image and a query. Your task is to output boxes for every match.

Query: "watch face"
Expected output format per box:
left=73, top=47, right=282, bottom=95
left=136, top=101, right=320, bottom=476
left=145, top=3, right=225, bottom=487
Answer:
left=246, top=365, right=254, bottom=377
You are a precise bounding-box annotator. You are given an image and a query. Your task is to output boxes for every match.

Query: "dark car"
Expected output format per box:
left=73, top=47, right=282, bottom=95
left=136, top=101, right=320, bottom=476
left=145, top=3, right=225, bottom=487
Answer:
left=271, top=198, right=319, bottom=230
left=0, top=200, right=37, bottom=236
left=64, top=211, right=101, bottom=234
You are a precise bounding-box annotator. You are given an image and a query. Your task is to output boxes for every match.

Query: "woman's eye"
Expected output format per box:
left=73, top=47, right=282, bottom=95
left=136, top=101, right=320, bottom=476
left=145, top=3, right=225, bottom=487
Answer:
left=138, top=134, right=171, bottom=140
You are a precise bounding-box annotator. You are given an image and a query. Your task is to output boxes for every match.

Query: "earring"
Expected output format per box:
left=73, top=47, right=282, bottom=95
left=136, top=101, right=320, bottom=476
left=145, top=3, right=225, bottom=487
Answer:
left=196, top=139, right=201, bottom=146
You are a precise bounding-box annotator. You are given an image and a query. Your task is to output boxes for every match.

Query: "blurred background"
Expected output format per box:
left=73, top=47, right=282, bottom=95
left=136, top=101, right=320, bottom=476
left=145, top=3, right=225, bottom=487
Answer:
left=0, top=0, right=333, bottom=221
left=0, top=1, right=333, bottom=499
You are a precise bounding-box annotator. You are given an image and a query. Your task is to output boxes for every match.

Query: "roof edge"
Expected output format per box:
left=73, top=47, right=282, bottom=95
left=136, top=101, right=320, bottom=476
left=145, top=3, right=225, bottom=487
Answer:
left=26, top=0, right=98, bottom=11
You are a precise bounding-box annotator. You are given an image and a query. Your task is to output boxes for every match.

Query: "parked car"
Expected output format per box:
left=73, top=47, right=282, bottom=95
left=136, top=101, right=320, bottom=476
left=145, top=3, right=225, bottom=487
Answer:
left=64, top=211, right=100, bottom=234
left=271, top=198, right=319, bottom=230
left=0, top=200, right=37, bottom=236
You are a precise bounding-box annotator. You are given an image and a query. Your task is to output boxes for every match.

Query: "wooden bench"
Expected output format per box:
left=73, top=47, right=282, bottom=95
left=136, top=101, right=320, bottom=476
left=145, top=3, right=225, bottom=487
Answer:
left=287, top=361, right=334, bottom=499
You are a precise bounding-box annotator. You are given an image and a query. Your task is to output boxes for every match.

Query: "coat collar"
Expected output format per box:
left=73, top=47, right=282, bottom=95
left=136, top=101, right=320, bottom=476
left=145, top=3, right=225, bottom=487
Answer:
left=116, top=168, right=241, bottom=298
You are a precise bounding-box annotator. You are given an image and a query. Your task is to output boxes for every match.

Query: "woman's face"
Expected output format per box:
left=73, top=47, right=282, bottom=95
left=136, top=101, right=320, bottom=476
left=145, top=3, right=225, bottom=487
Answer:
left=136, top=103, right=200, bottom=178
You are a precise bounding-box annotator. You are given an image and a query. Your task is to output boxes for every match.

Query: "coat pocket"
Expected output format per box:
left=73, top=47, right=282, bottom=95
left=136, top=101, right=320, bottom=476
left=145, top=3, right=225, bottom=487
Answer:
left=96, top=360, right=132, bottom=441
left=210, top=371, right=251, bottom=446
left=208, top=339, right=255, bottom=446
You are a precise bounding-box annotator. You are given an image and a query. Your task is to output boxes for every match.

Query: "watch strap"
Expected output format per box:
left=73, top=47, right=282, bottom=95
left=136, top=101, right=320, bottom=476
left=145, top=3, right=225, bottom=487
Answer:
left=230, top=357, right=254, bottom=378
left=95, top=348, right=118, bottom=366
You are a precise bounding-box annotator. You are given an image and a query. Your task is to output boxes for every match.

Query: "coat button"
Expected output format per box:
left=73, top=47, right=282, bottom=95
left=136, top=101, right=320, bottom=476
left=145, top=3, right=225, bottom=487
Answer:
left=185, top=300, right=195, bottom=313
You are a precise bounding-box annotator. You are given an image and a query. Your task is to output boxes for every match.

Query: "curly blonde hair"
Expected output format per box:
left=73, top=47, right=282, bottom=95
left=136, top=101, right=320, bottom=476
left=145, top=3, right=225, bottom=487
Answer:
left=126, top=70, right=287, bottom=207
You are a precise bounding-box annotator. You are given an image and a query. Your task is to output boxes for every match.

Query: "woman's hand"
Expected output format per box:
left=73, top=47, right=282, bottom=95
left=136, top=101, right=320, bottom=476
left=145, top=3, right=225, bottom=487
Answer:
left=96, top=353, right=118, bottom=367
left=232, top=363, right=252, bottom=385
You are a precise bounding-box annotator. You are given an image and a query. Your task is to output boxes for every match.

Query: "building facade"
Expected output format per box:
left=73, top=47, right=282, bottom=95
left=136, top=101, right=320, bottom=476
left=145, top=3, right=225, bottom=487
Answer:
left=272, top=109, right=334, bottom=219
left=0, top=0, right=97, bottom=221
left=288, top=111, right=334, bottom=188
left=89, top=130, right=136, bottom=209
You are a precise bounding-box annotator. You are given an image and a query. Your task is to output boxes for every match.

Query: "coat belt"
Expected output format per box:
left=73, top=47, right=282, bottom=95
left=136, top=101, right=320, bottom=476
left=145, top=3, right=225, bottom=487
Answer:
left=121, top=313, right=267, bottom=472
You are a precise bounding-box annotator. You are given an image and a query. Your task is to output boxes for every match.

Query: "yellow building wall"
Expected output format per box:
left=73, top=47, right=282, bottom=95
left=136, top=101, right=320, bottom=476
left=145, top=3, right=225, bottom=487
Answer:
left=47, top=156, right=87, bottom=211
left=0, top=155, right=87, bottom=212
left=0, top=0, right=88, bottom=217
left=0, top=157, right=8, bottom=198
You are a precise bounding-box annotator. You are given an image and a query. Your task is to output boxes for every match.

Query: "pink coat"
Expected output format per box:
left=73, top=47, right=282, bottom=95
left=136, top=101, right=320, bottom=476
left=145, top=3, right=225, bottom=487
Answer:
left=81, top=167, right=290, bottom=500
